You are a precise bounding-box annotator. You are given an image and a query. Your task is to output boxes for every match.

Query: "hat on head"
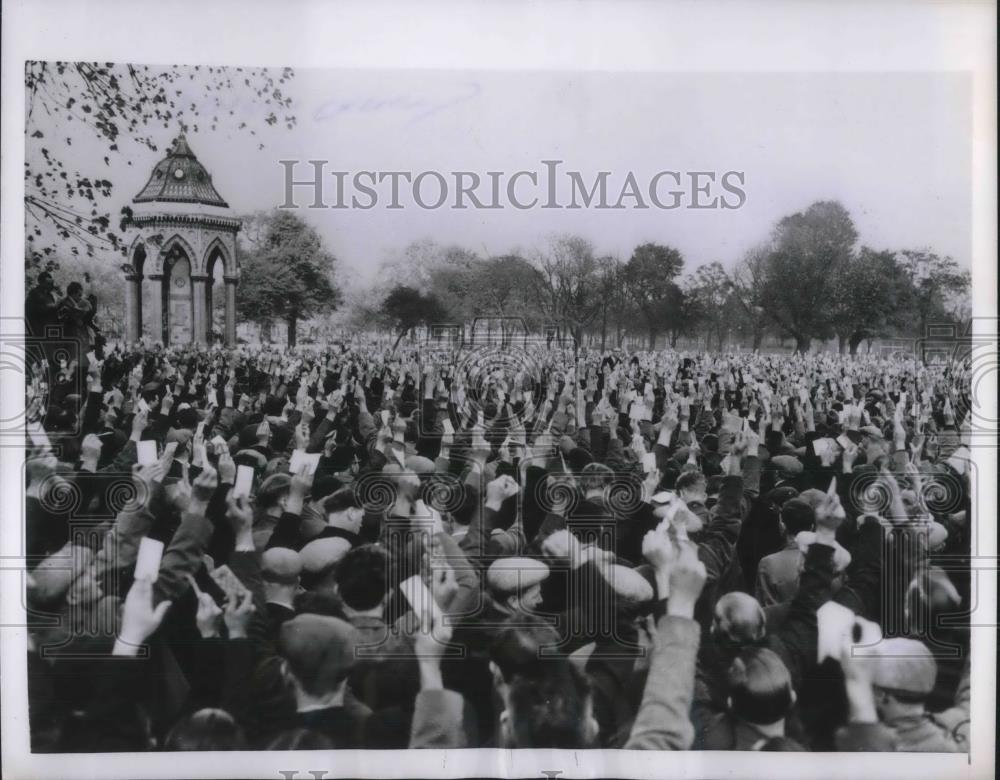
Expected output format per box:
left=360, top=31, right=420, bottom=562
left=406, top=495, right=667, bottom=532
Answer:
left=279, top=614, right=358, bottom=695
left=606, top=564, right=655, bottom=602
left=265, top=456, right=290, bottom=477
left=405, top=455, right=436, bottom=475
left=255, top=472, right=291, bottom=507
left=771, top=455, right=803, bottom=476
left=859, top=425, right=884, bottom=440
left=165, top=427, right=193, bottom=448
left=558, top=435, right=577, bottom=456
left=798, top=488, right=826, bottom=509
left=764, top=485, right=800, bottom=507
left=261, top=547, right=303, bottom=585
left=486, top=557, right=549, bottom=596
left=872, top=638, right=937, bottom=696
left=300, top=536, right=352, bottom=576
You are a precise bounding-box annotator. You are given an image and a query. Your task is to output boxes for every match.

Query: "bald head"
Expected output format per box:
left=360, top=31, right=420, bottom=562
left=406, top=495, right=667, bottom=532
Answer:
left=714, top=592, right=766, bottom=644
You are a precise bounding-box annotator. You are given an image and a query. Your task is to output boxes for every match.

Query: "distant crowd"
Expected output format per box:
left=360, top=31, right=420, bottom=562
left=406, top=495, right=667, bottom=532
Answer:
left=23, top=277, right=973, bottom=752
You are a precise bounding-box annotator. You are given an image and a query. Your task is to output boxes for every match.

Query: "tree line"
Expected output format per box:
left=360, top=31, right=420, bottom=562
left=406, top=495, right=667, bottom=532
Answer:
left=347, top=200, right=969, bottom=353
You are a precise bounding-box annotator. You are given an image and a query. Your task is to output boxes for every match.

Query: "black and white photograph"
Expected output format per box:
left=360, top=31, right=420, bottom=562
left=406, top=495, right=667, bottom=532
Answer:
left=1, top=2, right=996, bottom=779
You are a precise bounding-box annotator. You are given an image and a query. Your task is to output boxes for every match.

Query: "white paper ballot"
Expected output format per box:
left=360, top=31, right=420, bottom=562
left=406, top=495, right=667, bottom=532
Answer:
left=817, top=600, right=856, bottom=663
left=289, top=449, right=321, bottom=475
left=642, top=451, right=657, bottom=473
left=233, top=465, right=254, bottom=498
left=136, top=440, right=157, bottom=466
left=134, top=537, right=164, bottom=581
left=399, top=574, right=439, bottom=628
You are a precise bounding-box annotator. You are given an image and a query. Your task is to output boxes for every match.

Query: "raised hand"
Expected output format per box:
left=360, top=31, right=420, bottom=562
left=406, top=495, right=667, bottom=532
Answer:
left=223, top=589, right=255, bottom=639
left=666, top=539, right=707, bottom=618
left=217, top=450, right=236, bottom=485
left=485, top=474, right=519, bottom=510
left=80, top=433, right=103, bottom=470
left=189, top=576, right=222, bottom=638
left=113, top=577, right=172, bottom=654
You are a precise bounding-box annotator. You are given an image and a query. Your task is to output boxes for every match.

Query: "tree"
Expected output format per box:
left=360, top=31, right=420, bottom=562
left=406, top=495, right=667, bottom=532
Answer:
left=896, top=250, right=970, bottom=337
left=237, top=211, right=340, bottom=346
left=759, top=200, right=858, bottom=352
left=687, top=262, right=734, bottom=351
left=24, top=62, right=296, bottom=270
left=624, top=242, right=685, bottom=348
left=380, top=285, right=449, bottom=350
left=829, top=248, right=913, bottom=354
left=533, top=235, right=604, bottom=345
left=729, top=244, right=772, bottom=350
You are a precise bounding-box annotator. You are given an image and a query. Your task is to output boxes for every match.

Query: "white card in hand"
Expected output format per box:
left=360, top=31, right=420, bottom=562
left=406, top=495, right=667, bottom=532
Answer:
left=642, top=451, right=657, bottom=473
left=399, top=574, right=438, bottom=625
left=817, top=600, right=856, bottom=663
left=233, top=465, right=254, bottom=498
left=289, top=449, right=321, bottom=475
left=136, top=439, right=157, bottom=466
left=134, top=537, right=164, bottom=581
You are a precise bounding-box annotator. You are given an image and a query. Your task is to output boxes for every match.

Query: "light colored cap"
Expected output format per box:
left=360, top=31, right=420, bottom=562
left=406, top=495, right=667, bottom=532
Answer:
left=872, top=638, right=937, bottom=695
left=486, top=557, right=550, bottom=595
left=299, top=536, right=352, bottom=574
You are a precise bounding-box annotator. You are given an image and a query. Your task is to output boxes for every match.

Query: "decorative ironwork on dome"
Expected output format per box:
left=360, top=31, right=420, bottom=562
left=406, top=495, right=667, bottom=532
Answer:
left=132, top=134, right=229, bottom=208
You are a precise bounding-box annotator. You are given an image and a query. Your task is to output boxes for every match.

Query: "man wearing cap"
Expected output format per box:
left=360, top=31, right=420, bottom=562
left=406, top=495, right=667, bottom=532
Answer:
left=869, top=637, right=962, bottom=751
left=769, top=455, right=804, bottom=492
left=270, top=614, right=366, bottom=747
left=255, top=547, right=302, bottom=640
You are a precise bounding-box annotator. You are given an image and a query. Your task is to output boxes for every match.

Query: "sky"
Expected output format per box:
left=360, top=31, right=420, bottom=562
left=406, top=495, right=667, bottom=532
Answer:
left=27, top=67, right=972, bottom=283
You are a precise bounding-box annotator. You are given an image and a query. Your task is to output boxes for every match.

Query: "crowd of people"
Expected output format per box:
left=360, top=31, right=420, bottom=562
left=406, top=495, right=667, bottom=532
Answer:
left=23, top=325, right=974, bottom=752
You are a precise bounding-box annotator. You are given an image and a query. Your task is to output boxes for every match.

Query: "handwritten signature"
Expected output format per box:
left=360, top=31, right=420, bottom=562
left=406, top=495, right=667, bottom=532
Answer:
left=312, top=81, right=482, bottom=125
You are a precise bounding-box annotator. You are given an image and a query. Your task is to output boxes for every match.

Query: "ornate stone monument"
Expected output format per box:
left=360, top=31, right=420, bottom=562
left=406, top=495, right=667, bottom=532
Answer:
left=122, top=134, right=240, bottom=345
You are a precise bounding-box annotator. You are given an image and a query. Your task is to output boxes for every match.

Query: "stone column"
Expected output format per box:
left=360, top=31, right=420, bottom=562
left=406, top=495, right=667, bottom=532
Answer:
left=147, top=274, right=164, bottom=344
left=123, top=273, right=141, bottom=344
left=191, top=275, right=208, bottom=344
left=224, top=276, right=238, bottom=346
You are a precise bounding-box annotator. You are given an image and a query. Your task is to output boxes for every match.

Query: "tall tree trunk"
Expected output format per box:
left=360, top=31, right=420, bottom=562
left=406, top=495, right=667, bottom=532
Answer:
left=392, top=329, right=406, bottom=351
left=752, top=328, right=763, bottom=351
left=648, top=328, right=657, bottom=350
left=795, top=334, right=811, bottom=353
left=849, top=332, right=865, bottom=355
left=287, top=315, right=298, bottom=347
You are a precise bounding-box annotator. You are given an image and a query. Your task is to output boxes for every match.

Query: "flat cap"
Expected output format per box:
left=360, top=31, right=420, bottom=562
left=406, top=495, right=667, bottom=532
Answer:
left=299, top=536, right=353, bottom=575
left=872, top=638, right=937, bottom=695
left=486, top=557, right=550, bottom=595
left=771, top=455, right=803, bottom=475
left=261, top=547, right=303, bottom=584
left=279, top=614, right=358, bottom=695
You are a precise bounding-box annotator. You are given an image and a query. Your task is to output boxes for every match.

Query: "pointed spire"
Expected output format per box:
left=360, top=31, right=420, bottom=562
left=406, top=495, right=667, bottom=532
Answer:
left=171, top=133, right=194, bottom=158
